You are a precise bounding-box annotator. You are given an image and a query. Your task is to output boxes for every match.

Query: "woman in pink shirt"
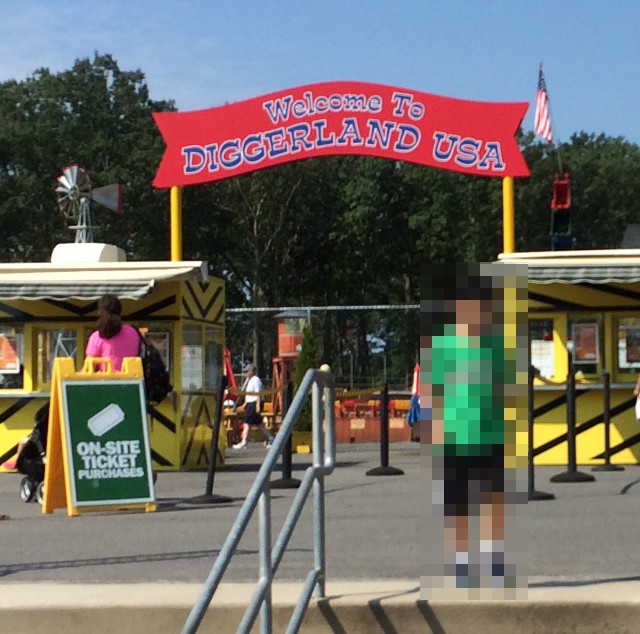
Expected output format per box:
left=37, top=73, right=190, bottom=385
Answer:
left=86, top=295, right=140, bottom=371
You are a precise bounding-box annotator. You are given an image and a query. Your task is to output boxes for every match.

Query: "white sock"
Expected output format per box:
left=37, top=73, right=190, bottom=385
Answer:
left=480, top=539, right=504, bottom=553
left=455, top=551, right=469, bottom=565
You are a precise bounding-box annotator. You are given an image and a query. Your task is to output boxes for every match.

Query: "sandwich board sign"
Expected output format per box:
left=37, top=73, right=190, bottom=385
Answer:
left=43, top=356, right=156, bottom=516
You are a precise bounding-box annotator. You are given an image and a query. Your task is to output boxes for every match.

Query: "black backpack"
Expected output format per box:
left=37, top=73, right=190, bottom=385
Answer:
left=137, top=329, right=172, bottom=405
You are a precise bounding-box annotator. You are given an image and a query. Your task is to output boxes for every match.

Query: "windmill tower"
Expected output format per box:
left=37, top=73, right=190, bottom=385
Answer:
left=55, top=164, right=123, bottom=243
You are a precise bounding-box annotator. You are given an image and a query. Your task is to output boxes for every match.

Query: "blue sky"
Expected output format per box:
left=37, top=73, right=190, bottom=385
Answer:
left=2, top=1, right=640, bottom=145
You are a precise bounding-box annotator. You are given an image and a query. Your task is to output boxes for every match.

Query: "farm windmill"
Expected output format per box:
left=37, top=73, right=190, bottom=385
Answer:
left=55, top=164, right=123, bottom=243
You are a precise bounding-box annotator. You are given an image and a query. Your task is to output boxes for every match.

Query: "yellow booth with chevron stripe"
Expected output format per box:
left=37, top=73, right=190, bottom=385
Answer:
left=0, top=243, right=227, bottom=473
left=500, top=249, right=640, bottom=466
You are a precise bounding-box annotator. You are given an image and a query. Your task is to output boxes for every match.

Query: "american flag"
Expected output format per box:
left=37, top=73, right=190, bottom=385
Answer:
left=534, top=64, right=553, bottom=144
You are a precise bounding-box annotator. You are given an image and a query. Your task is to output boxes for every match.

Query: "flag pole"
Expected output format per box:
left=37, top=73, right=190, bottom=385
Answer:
left=535, top=62, right=563, bottom=172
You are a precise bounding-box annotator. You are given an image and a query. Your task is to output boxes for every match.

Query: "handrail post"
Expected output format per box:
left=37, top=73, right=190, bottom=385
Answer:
left=592, top=370, right=624, bottom=472
left=312, top=382, right=326, bottom=598
left=181, top=369, right=335, bottom=634
left=259, top=483, right=273, bottom=633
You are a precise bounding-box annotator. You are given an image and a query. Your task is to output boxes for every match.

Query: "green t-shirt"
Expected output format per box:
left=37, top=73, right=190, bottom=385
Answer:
left=428, top=326, right=505, bottom=456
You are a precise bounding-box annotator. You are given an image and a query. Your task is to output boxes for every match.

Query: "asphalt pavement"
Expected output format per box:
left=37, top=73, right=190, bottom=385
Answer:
left=0, top=442, right=420, bottom=585
left=2, top=443, right=640, bottom=589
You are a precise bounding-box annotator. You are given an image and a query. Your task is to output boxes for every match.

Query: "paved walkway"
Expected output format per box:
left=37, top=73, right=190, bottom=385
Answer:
left=3, top=444, right=640, bottom=584
left=0, top=443, right=419, bottom=583
left=2, top=444, right=640, bottom=632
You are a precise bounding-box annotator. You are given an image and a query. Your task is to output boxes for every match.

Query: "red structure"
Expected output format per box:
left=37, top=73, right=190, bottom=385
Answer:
left=551, top=173, right=571, bottom=209
left=271, top=310, right=307, bottom=414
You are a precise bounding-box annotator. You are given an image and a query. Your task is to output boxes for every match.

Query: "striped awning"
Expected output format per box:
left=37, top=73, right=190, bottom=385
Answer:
left=0, top=260, right=208, bottom=301
left=527, top=265, right=640, bottom=284
left=0, top=281, right=155, bottom=300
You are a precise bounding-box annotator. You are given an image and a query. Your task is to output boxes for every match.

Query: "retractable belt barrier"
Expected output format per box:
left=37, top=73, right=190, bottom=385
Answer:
left=548, top=363, right=595, bottom=484
left=592, top=370, right=625, bottom=473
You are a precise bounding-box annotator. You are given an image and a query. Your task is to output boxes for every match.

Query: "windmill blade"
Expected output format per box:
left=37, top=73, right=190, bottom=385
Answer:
left=56, top=173, right=72, bottom=191
left=60, top=164, right=91, bottom=197
left=92, top=184, right=123, bottom=212
left=55, top=185, right=70, bottom=199
left=63, top=165, right=79, bottom=187
left=55, top=182, right=75, bottom=214
left=56, top=164, right=87, bottom=219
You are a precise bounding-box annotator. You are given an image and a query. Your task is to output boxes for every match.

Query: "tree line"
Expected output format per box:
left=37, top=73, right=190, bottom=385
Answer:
left=1, top=54, right=640, bottom=388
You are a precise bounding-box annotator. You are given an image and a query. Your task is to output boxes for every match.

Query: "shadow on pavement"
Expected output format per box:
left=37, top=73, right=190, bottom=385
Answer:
left=0, top=549, right=229, bottom=578
left=530, top=574, right=640, bottom=588
left=318, top=586, right=428, bottom=634
left=220, top=460, right=363, bottom=473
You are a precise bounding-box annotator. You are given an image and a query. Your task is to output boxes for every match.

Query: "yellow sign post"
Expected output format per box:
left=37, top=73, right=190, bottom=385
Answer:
left=42, top=356, right=156, bottom=517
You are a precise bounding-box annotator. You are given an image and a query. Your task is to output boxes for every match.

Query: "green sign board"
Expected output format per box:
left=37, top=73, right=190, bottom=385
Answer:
left=61, top=380, right=155, bottom=506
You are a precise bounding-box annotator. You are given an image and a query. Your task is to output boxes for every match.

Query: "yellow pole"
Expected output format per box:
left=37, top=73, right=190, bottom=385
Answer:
left=170, top=186, right=182, bottom=261
left=502, top=176, right=515, bottom=254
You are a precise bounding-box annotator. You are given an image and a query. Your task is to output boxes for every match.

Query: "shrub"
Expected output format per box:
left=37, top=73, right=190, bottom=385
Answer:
left=292, top=323, right=318, bottom=431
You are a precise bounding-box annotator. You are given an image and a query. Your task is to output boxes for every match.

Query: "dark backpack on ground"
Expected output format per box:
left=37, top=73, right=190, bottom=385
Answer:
left=136, top=329, right=172, bottom=405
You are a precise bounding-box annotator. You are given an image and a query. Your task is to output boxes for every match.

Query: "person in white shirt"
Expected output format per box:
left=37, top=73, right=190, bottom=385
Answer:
left=233, top=363, right=275, bottom=449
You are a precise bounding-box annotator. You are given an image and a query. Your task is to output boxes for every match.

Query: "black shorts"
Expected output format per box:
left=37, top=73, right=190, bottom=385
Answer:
left=244, top=401, right=262, bottom=426
left=439, top=447, right=505, bottom=516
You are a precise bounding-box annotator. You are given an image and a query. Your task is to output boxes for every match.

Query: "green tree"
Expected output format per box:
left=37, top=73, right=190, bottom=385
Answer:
left=0, top=53, right=174, bottom=262
left=8, top=52, right=640, bottom=391
left=293, top=323, right=318, bottom=431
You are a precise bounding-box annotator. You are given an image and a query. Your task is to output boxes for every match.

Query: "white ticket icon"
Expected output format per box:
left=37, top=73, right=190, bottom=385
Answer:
left=88, top=403, right=125, bottom=437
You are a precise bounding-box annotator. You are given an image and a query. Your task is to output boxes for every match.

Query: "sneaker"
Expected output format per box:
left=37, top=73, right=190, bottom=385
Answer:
left=265, top=437, right=275, bottom=449
left=232, top=441, right=247, bottom=450
left=455, top=563, right=469, bottom=588
left=491, top=552, right=505, bottom=578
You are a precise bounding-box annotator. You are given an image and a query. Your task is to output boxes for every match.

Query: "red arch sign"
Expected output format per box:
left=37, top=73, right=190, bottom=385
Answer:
left=153, top=81, right=529, bottom=188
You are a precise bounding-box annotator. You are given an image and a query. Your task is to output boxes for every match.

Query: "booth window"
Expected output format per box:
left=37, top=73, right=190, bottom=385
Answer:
left=529, top=319, right=554, bottom=378
left=568, top=317, right=601, bottom=375
left=182, top=327, right=203, bottom=391
left=617, top=317, right=640, bottom=375
left=205, top=329, right=223, bottom=391
left=0, top=325, right=24, bottom=389
left=146, top=331, right=170, bottom=372
left=37, top=328, right=78, bottom=385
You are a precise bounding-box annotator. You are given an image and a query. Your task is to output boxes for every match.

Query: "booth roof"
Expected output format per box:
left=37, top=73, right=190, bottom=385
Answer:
left=498, top=250, right=640, bottom=284
left=0, top=261, right=208, bottom=300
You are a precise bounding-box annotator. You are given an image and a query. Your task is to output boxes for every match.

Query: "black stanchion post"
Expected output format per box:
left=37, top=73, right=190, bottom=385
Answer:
left=186, top=373, right=233, bottom=504
left=592, top=370, right=624, bottom=472
left=528, top=365, right=554, bottom=501
left=367, top=383, right=404, bottom=476
left=272, top=380, right=301, bottom=489
left=550, top=351, right=595, bottom=483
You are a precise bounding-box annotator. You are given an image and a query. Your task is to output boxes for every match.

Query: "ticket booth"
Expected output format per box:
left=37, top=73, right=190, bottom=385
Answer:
left=0, top=243, right=226, bottom=472
left=499, top=249, right=640, bottom=466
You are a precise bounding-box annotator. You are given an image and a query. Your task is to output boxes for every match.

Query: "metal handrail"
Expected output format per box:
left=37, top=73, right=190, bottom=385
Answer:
left=182, top=368, right=336, bottom=634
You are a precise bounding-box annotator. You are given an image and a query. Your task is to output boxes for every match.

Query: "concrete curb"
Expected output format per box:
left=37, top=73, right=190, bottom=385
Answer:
left=2, top=580, right=640, bottom=633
